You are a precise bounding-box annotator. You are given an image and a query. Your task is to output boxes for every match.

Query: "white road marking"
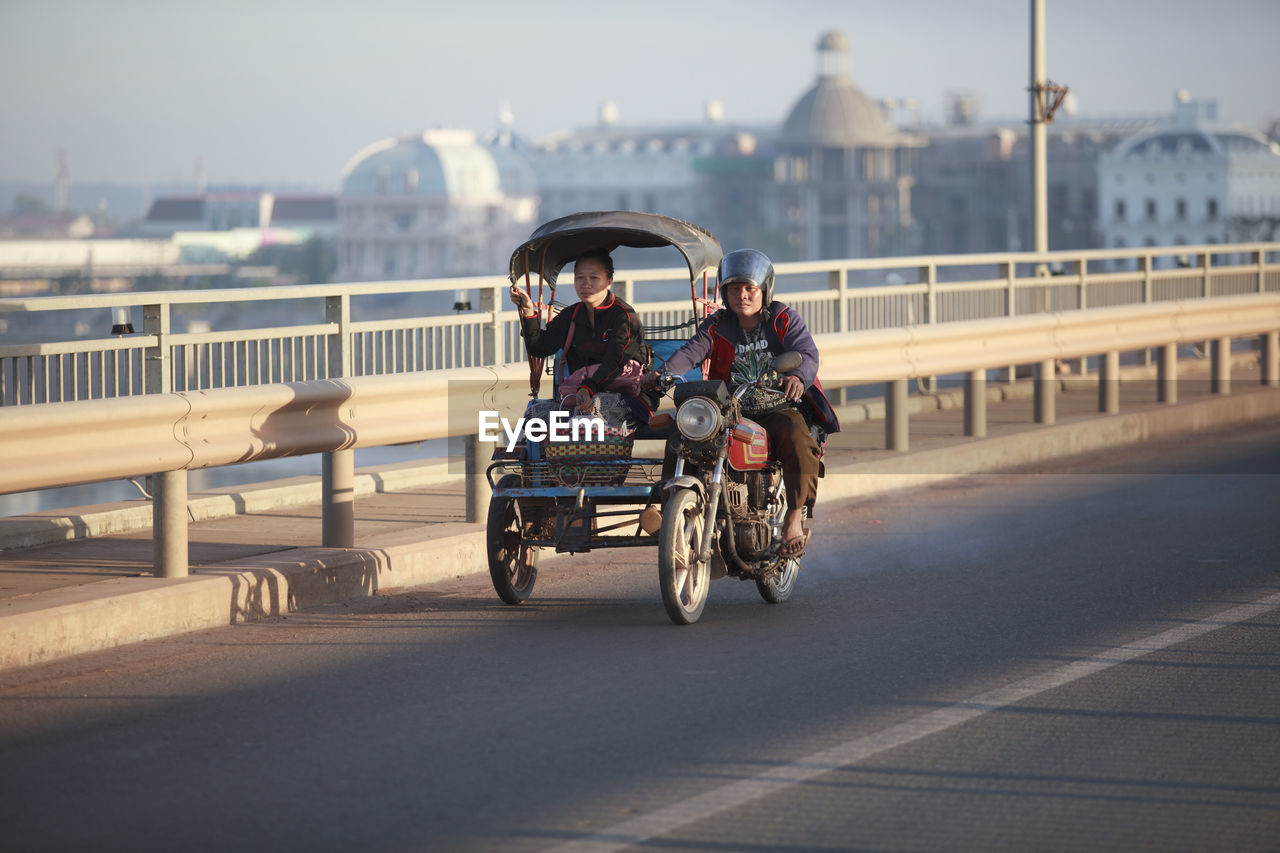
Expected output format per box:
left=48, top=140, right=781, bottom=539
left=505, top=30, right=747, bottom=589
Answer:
left=549, top=589, right=1280, bottom=852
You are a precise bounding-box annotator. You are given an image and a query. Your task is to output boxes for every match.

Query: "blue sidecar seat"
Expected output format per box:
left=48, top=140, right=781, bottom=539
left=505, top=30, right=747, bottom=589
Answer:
left=647, top=338, right=701, bottom=383
left=630, top=337, right=701, bottom=441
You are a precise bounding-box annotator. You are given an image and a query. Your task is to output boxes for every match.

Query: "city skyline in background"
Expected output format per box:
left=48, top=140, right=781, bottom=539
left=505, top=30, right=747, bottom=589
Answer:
left=2, top=0, right=1278, bottom=189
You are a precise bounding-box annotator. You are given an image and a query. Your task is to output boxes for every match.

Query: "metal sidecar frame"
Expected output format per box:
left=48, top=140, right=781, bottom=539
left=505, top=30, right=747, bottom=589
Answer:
left=484, top=211, right=723, bottom=603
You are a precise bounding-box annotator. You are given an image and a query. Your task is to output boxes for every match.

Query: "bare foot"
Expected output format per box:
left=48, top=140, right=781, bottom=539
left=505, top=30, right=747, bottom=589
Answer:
left=780, top=507, right=806, bottom=543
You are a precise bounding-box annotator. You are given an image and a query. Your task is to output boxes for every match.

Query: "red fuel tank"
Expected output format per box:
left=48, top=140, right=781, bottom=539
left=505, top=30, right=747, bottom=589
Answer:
left=727, top=418, right=769, bottom=471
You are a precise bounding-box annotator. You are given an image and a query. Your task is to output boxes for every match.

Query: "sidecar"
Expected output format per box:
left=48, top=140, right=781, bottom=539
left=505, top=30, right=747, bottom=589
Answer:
left=484, top=211, right=721, bottom=604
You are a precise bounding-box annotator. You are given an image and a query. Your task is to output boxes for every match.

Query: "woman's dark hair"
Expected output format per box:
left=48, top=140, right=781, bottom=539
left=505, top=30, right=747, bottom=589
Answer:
left=574, top=249, right=614, bottom=278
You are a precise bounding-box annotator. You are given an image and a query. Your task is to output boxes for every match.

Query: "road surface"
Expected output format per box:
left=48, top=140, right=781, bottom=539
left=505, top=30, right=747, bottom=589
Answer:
left=1, top=421, right=1278, bottom=851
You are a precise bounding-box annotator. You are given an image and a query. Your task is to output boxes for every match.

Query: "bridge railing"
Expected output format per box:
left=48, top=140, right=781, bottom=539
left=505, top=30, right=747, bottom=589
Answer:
left=3, top=242, right=1277, bottom=407
left=3, top=291, right=1279, bottom=579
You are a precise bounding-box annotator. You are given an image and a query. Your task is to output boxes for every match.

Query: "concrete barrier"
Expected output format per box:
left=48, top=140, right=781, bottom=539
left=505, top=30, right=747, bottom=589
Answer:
left=1, top=460, right=458, bottom=552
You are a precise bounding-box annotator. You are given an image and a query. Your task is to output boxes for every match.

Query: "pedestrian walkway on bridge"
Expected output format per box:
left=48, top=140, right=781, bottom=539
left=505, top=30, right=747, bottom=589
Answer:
left=2, top=353, right=1278, bottom=669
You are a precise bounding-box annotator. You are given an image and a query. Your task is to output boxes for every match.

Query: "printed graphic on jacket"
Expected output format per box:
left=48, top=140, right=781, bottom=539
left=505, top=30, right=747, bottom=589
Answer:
left=731, top=326, right=786, bottom=415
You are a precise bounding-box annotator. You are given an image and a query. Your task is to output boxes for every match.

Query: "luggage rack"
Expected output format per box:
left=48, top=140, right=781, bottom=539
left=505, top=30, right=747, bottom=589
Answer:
left=517, top=458, right=662, bottom=488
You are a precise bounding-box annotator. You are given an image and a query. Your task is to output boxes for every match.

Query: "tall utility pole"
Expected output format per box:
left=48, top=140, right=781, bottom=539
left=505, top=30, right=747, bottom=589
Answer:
left=1030, top=0, right=1047, bottom=255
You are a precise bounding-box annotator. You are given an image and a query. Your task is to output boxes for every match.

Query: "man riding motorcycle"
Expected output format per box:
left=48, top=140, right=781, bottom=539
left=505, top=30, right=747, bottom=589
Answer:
left=642, top=248, right=839, bottom=558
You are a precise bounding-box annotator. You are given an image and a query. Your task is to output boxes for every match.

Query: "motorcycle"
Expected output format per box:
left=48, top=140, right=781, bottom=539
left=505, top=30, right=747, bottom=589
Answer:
left=653, top=351, right=815, bottom=625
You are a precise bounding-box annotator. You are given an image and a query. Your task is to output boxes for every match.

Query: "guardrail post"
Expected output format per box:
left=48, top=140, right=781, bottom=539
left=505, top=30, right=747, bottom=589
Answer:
left=154, top=470, right=188, bottom=578
left=1202, top=252, right=1213, bottom=299
left=1034, top=359, right=1055, bottom=424
left=465, top=435, right=486, bottom=523
left=829, top=268, right=850, bottom=405
left=480, top=283, right=502, bottom=366
left=1002, top=262, right=1017, bottom=383
left=143, top=303, right=183, bottom=576
left=921, top=263, right=939, bottom=392
left=142, top=303, right=170, bottom=394
left=1211, top=337, right=1231, bottom=395
left=1098, top=350, right=1120, bottom=414
left=1158, top=344, right=1178, bottom=404
left=1070, top=260, right=1088, bottom=374
left=923, top=263, right=936, bottom=325
left=322, top=451, right=355, bottom=548
left=831, top=268, right=849, bottom=333
left=1262, top=331, right=1279, bottom=388
left=964, top=369, right=986, bottom=437
left=1076, top=257, right=1088, bottom=311
left=323, top=294, right=355, bottom=547
left=1139, top=255, right=1155, bottom=367
left=885, top=379, right=908, bottom=451
left=1257, top=250, right=1267, bottom=294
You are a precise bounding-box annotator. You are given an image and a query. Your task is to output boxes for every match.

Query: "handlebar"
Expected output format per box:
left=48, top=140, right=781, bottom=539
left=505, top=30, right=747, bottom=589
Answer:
left=733, top=381, right=789, bottom=402
left=652, top=370, right=791, bottom=400
left=655, top=371, right=680, bottom=393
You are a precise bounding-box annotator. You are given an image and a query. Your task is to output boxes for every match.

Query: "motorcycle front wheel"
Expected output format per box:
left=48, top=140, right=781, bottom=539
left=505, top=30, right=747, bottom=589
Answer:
left=487, top=474, right=538, bottom=604
left=657, top=489, right=710, bottom=625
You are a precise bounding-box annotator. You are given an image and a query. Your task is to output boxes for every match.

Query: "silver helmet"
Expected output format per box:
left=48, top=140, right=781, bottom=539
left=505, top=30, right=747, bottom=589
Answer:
left=717, top=248, right=775, bottom=306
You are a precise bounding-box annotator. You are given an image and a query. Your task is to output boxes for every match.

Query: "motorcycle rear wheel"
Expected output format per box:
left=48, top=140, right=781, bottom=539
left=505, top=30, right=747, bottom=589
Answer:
left=487, top=474, right=539, bottom=604
left=756, top=558, right=799, bottom=603
left=657, top=489, right=710, bottom=625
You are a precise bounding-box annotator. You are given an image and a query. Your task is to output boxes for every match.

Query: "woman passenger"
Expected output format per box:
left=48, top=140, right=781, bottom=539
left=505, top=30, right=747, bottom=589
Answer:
left=509, top=249, right=658, bottom=423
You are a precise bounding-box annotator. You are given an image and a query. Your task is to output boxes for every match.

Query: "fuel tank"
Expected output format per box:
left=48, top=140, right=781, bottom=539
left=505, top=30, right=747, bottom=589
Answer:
left=727, top=417, right=769, bottom=471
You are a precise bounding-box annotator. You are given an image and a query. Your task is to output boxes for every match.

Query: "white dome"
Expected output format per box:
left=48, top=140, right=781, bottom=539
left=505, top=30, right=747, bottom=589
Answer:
left=341, top=129, right=536, bottom=198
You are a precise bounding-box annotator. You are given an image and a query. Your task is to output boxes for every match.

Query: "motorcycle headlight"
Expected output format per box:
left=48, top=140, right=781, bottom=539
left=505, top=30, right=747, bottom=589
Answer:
left=676, top=396, right=721, bottom=442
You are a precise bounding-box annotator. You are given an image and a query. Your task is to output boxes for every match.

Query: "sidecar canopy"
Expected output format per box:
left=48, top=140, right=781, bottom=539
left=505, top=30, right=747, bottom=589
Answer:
left=508, top=210, right=723, bottom=288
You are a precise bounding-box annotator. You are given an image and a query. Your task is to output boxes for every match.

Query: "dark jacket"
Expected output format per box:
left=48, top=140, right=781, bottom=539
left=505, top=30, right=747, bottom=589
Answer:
left=519, top=293, right=658, bottom=413
left=663, top=303, right=840, bottom=434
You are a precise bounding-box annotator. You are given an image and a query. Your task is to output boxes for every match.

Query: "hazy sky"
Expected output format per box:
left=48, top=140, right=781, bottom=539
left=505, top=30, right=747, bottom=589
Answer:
left=2, top=0, right=1276, bottom=188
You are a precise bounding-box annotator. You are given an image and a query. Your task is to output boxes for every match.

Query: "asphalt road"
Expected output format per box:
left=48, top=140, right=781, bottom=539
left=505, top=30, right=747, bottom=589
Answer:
left=1, top=421, right=1278, bottom=852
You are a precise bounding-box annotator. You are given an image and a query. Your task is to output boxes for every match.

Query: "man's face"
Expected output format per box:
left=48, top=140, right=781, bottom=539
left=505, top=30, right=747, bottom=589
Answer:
left=725, top=281, right=763, bottom=319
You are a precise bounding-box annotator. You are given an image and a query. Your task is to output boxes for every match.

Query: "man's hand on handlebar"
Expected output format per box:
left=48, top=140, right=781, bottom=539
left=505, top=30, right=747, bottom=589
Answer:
left=779, top=374, right=804, bottom=402
left=641, top=371, right=676, bottom=392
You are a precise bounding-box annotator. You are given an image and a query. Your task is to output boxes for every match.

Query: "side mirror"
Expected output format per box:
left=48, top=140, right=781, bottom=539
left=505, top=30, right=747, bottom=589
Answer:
left=774, top=351, right=803, bottom=374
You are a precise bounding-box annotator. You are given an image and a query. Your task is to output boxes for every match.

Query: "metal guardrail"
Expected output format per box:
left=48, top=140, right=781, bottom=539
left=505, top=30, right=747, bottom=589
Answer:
left=3, top=242, right=1278, bottom=407
left=3, top=293, right=1278, bottom=579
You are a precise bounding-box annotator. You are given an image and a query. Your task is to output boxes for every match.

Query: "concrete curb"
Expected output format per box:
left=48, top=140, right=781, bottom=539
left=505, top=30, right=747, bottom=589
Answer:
left=3, top=378, right=1277, bottom=671
left=0, top=525, right=487, bottom=670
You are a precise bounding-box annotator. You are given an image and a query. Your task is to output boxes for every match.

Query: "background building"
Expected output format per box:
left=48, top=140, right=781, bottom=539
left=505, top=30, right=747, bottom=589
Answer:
left=336, top=129, right=537, bottom=281
left=1099, top=92, right=1280, bottom=262
left=526, top=101, right=773, bottom=253
left=765, top=31, right=920, bottom=261
left=141, top=191, right=337, bottom=239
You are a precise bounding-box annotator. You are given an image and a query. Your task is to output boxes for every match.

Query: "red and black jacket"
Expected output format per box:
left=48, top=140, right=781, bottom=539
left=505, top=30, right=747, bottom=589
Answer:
left=519, top=293, right=659, bottom=411
left=663, top=303, right=840, bottom=434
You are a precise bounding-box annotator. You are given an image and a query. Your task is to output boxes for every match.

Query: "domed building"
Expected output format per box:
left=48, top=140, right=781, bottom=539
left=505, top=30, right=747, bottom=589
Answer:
left=337, top=129, right=538, bottom=280
left=1098, top=93, right=1280, bottom=260
left=768, top=31, right=920, bottom=260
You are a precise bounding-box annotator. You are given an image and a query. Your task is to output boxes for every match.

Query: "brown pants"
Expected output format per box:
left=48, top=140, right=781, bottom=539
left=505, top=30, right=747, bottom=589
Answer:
left=756, top=408, right=821, bottom=516
left=662, top=407, right=821, bottom=515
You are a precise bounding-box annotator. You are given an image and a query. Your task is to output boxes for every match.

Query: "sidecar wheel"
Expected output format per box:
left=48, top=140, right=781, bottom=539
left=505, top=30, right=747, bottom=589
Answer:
left=657, top=489, right=710, bottom=625
left=756, top=558, right=799, bottom=604
left=487, top=474, right=538, bottom=604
